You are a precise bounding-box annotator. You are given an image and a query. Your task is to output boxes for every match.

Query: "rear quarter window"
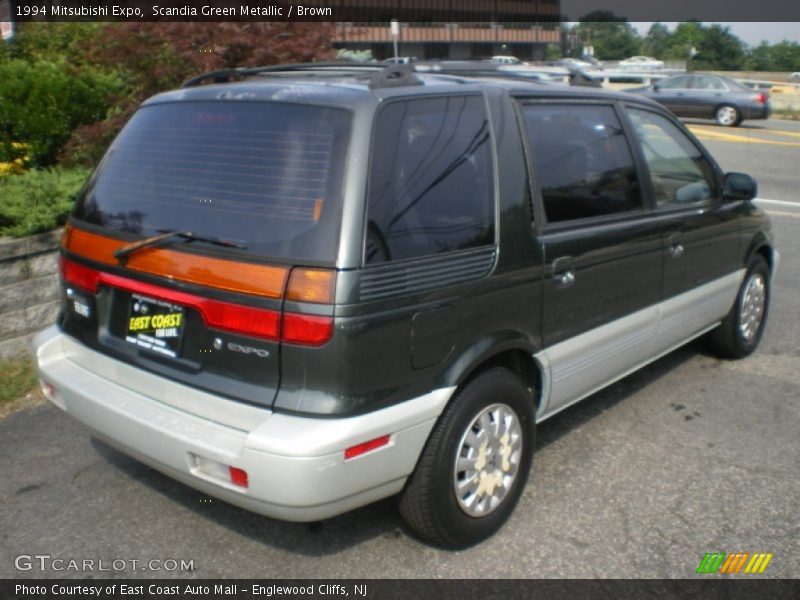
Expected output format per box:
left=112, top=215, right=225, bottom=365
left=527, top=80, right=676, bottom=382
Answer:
left=365, top=95, right=495, bottom=263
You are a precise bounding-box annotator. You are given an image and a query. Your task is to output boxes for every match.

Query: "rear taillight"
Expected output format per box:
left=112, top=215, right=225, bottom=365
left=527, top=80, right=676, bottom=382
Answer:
left=754, top=93, right=768, bottom=104
left=282, top=313, right=334, bottom=346
left=59, top=257, right=332, bottom=346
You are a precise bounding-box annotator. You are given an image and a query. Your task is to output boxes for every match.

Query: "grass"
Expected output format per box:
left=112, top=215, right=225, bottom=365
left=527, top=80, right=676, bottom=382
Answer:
left=0, top=355, right=39, bottom=406
left=772, top=108, right=800, bottom=121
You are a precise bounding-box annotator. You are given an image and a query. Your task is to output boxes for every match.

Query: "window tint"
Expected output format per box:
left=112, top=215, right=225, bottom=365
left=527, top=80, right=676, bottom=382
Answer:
left=626, top=108, right=716, bottom=206
left=73, top=102, right=350, bottom=263
left=520, top=103, right=641, bottom=223
left=692, top=76, right=726, bottom=90
left=366, top=96, right=494, bottom=263
left=659, top=76, right=692, bottom=89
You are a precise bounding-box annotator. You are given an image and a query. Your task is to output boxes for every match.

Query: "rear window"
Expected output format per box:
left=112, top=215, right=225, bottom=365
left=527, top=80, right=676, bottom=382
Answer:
left=73, top=101, right=351, bottom=263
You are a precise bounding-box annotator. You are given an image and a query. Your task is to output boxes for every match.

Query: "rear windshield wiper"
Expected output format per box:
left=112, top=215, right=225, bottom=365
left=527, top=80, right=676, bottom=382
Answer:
left=113, top=230, right=247, bottom=265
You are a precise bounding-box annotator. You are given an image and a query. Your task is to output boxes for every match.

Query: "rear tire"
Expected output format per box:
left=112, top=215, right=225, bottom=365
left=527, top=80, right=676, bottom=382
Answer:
left=399, top=367, right=535, bottom=549
left=707, top=254, right=770, bottom=359
left=715, top=104, right=741, bottom=127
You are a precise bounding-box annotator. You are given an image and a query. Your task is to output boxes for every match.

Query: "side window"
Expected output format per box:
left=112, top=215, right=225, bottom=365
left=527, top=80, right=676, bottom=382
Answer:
left=659, top=76, right=691, bottom=89
left=692, top=76, right=726, bottom=90
left=520, top=103, right=642, bottom=224
left=365, top=95, right=494, bottom=264
left=626, top=108, right=717, bottom=207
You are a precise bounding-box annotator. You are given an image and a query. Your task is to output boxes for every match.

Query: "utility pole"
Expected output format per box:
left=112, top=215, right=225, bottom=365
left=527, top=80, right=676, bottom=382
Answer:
left=391, top=19, right=400, bottom=61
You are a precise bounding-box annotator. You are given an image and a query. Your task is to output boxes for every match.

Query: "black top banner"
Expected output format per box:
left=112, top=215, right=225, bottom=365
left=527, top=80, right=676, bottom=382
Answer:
left=6, top=0, right=800, bottom=22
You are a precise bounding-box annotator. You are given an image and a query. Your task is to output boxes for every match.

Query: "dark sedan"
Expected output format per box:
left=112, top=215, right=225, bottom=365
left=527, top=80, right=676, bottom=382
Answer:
left=626, top=74, right=770, bottom=127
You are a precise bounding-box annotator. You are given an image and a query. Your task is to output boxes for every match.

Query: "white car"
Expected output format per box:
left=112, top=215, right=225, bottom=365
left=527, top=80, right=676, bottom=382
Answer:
left=619, top=56, right=664, bottom=70
left=489, top=55, right=522, bottom=65
left=789, top=72, right=800, bottom=82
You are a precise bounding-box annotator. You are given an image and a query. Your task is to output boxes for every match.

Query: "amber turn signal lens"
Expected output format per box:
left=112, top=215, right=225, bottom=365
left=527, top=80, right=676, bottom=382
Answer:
left=285, top=268, right=335, bottom=304
left=64, top=226, right=289, bottom=299
left=60, top=224, right=73, bottom=249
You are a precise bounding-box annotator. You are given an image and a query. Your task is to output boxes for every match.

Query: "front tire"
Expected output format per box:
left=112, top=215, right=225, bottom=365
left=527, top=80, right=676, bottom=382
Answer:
left=399, top=368, right=535, bottom=549
left=708, top=254, right=770, bottom=359
left=715, top=104, right=741, bottom=127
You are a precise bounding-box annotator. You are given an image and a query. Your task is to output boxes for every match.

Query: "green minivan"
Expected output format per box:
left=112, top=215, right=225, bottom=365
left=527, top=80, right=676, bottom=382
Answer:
left=33, top=64, right=776, bottom=548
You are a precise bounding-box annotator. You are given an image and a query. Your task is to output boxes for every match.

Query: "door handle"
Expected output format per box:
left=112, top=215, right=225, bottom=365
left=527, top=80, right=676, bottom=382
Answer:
left=667, top=233, right=684, bottom=259
left=552, top=257, right=576, bottom=288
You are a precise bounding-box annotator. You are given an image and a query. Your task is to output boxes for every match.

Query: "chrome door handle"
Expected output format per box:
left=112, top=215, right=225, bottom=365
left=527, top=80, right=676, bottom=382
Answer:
left=667, top=233, right=684, bottom=259
left=552, top=256, right=576, bottom=288
left=557, top=269, right=576, bottom=287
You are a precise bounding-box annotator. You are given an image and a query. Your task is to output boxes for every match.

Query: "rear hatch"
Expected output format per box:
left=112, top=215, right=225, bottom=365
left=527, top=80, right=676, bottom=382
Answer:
left=59, top=100, right=350, bottom=408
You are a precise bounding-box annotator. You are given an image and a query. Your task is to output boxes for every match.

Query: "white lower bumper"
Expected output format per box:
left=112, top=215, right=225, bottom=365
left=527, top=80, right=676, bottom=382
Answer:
left=33, top=326, right=452, bottom=521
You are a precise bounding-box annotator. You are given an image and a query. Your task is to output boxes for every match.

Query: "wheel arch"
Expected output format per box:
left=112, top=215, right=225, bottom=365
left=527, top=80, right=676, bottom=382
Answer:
left=441, top=332, right=544, bottom=413
left=745, top=234, right=776, bottom=273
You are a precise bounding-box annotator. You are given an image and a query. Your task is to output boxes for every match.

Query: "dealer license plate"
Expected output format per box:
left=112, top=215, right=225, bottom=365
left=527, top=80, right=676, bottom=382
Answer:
left=125, top=294, right=186, bottom=359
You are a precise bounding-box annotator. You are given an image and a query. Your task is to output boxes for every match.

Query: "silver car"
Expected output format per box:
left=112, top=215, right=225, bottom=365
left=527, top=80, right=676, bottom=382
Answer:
left=626, top=74, right=771, bottom=127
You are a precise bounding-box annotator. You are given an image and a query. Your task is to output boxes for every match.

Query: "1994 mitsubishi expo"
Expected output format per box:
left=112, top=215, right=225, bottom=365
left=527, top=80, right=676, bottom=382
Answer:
left=33, top=64, right=776, bottom=548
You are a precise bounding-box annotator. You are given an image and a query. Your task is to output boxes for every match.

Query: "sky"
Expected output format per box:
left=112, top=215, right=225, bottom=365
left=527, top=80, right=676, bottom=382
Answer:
left=629, top=22, right=800, bottom=47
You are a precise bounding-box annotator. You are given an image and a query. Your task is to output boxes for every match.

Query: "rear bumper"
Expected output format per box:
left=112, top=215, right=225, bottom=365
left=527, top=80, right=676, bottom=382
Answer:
left=746, top=103, right=770, bottom=120
left=33, top=326, right=452, bottom=521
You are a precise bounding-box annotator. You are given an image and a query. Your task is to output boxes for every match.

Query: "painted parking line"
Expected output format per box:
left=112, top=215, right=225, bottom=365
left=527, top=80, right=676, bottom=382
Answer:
left=756, top=198, right=800, bottom=219
left=756, top=198, right=800, bottom=208
left=687, top=126, right=800, bottom=147
left=764, top=210, right=800, bottom=219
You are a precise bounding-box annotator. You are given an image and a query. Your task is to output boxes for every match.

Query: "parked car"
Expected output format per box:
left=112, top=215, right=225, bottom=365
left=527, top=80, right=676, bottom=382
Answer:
left=489, top=55, right=522, bottom=65
left=789, top=72, right=800, bottom=82
left=553, top=57, right=594, bottom=70
left=34, top=63, right=776, bottom=549
left=619, top=56, right=665, bottom=70
left=414, top=60, right=567, bottom=84
left=626, top=74, right=771, bottom=126
left=385, top=56, right=417, bottom=65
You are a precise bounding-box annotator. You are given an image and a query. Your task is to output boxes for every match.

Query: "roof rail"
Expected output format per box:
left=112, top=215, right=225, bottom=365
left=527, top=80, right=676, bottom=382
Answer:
left=181, top=62, right=421, bottom=89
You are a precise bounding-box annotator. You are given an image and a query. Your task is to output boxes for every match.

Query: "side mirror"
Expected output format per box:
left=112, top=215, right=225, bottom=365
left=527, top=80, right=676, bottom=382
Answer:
left=722, top=172, right=757, bottom=202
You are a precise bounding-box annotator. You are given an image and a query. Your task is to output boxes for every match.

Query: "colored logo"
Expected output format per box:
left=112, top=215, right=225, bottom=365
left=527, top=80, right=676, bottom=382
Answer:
left=696, top=552, right=773, bottom=574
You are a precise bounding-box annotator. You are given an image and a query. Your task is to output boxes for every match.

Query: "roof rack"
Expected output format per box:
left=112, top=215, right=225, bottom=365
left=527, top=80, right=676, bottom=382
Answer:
left=181, top=62, right=422, bottom=89
left=367, top=64, right=423, bottom=89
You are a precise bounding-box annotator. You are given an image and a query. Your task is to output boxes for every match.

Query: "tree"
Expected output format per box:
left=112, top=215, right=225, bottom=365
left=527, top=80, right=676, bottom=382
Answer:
left=693, top=25, right=745, bottom=71
left=86, top=22, right=336, bottom=101
left=61, top=22, right=336, bottom=166
left=745, top=41, right=800, bottom=71
left=663, top=22, right=745, bottom=70
left=573, top=11, right=641, bottom=60
left=642, top=23, right=671, bottom=59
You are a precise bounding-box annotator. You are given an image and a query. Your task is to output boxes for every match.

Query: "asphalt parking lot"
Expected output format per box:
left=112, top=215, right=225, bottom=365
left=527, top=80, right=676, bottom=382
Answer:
left=1, top=118, right=798, bottom=579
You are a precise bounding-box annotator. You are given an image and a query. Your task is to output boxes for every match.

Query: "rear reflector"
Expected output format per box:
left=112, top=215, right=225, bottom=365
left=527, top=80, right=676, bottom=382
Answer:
left=228, top=467, right=249, bottom=488
left=60, top=256, right=332, bottom=346
left=286, top=267, right=335, bottom=304
left=344, top=435, right=391, bottom=460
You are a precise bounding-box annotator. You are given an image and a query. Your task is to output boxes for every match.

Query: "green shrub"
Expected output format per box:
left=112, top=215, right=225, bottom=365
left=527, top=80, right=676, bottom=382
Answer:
left=0, top=60, right=123, bottom=167
left=0, top=168, right=90, bottom=237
